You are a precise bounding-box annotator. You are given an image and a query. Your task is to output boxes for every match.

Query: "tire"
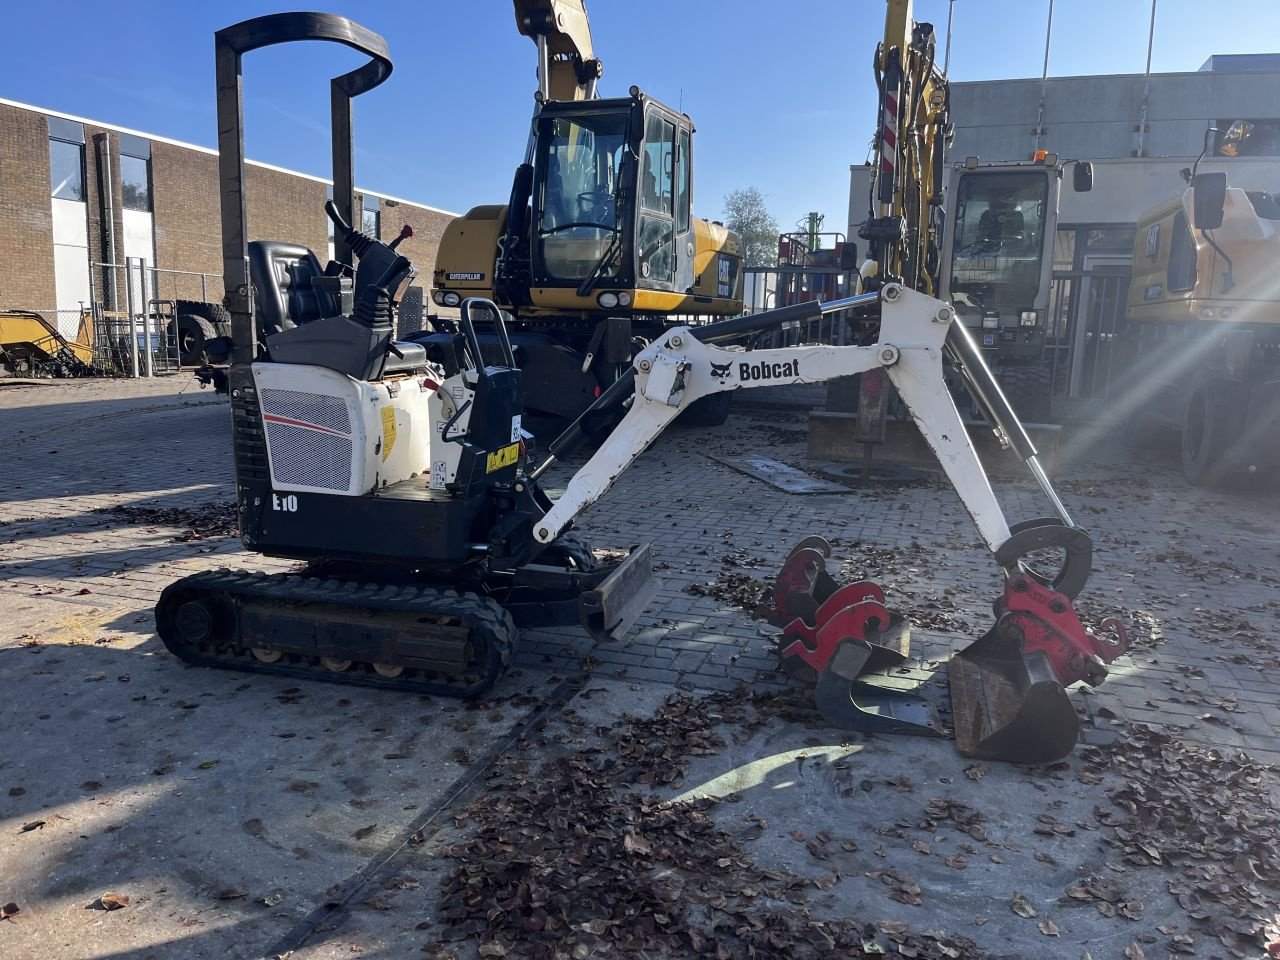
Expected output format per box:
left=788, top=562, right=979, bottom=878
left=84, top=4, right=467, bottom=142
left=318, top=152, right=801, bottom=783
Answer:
left=680, top=390, right=733, bottom=427
left=995, top=363, right=1053, bottom=424
left=540, top=534, right=598, bottom=572
left=175, top=300, right=232, bottom=337
left=1180, top=383, right=1236, bottom=487
left=174, top=314, right=219, bottom=366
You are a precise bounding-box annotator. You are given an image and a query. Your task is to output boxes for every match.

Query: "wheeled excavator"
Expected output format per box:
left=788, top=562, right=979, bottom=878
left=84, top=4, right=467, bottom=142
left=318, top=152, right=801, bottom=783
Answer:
left=156, top=9, right=1127, bottom=766
left=1125, top=124, right=1280, bottom=486
left=422, top=1, right=744, bottom=424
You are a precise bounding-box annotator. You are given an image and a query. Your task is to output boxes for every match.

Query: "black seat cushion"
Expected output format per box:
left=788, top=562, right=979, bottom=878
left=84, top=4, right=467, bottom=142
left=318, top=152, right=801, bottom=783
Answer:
left=248, top=241, right=338, bottom=337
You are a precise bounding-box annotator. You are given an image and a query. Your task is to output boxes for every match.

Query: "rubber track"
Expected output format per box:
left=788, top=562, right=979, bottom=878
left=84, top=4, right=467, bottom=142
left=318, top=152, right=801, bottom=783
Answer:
left=155, top=568, right=516, bottom=698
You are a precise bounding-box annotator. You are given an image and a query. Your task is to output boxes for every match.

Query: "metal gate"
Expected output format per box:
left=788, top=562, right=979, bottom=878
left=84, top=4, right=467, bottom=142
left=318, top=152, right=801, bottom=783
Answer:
left=88, top=259, right=220, bottom=376
left=1045, top=264, right=1132, bottom=401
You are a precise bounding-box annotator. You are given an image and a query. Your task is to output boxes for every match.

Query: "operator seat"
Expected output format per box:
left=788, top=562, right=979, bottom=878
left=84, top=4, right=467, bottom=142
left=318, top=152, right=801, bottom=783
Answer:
left=252, top=239, right=430, bottom=381
left=248, top=241, right=339, bottom=337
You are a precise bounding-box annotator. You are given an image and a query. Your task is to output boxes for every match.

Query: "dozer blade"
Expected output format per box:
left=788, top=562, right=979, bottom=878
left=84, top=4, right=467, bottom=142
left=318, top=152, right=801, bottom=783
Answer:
left=813, top=641, right=944, bottom=737
left=950, top=645, right=1079, bottom=764
left=579, top=543, right=658, bottom=643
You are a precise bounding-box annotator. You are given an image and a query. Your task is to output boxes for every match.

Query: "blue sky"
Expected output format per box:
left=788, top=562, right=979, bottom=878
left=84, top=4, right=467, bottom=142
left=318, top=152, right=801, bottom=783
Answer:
left=6, top=1, right=1278, bottom=234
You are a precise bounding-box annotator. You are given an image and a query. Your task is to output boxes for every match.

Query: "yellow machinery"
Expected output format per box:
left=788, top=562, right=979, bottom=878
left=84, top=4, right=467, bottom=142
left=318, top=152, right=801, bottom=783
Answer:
left=0, top=310, right=96, bottom=378
left=1124, top=127, right=1280, bottom=485
left=428, top=0, right=743, bottom=422
left=857, top=0, right=951, bottom=296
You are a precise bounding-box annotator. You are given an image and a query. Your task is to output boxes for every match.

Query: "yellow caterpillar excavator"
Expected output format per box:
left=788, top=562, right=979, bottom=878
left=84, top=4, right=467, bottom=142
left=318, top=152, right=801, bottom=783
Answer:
left=425, top=1, right=743, bottom=423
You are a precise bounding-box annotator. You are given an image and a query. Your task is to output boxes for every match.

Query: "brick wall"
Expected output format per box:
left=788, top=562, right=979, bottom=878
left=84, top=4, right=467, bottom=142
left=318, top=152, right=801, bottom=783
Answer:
left=0, top=104, right=56, bottom=309
left=1, top=101, right=456, bottom=319
left=151, top=142, right=220, bottom=278
left=370, top=196, right=454, bottom=287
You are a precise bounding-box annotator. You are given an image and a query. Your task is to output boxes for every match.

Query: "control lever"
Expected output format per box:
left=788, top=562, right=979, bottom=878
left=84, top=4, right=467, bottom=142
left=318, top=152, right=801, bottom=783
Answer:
left=390, top=223, right=413, bottom=250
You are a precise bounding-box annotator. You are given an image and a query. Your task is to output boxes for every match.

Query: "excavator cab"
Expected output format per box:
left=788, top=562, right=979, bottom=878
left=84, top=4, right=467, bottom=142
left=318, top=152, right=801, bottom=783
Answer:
left=436, top=90, right=739, bottom=318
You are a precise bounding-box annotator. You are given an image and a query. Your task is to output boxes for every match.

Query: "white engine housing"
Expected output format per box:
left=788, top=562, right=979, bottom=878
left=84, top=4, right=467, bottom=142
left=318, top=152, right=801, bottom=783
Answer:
left=252, top=362, right=436, bottom=496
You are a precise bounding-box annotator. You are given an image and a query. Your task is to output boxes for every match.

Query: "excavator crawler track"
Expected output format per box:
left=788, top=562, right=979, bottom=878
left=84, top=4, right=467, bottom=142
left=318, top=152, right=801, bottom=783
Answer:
left=155, top=569, right=516, bottom=697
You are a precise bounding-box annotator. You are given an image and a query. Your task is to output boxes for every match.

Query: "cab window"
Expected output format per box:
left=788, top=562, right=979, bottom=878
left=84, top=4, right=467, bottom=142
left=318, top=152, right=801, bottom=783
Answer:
left=638, top=112, right=676, bottom=283
left=1167, top=212, right=1197, bottom=293
left=676, top=129, right=691, bottom=233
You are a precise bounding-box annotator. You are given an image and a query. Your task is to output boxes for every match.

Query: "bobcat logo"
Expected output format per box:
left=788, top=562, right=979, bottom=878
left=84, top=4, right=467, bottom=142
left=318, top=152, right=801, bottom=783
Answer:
left=709, top=361, right=734, bottom=383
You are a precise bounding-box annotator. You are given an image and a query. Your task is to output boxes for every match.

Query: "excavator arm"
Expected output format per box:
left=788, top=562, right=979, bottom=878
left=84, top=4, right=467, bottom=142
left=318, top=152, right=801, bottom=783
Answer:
left=525, top=280, right=1125, bottom=764
left=513, top=0, right=602, bottom=101
left=862, top=0, right=950, bottom=296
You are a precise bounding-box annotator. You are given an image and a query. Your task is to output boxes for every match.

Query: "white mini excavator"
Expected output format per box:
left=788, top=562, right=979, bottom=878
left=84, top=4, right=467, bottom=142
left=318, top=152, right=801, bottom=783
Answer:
left=156, top=11, right=1126, bottom=765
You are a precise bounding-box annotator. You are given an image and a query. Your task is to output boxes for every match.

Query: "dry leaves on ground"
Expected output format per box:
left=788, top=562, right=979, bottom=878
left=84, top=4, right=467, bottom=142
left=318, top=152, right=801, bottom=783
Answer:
left=1079, top=721, right=1279, bottom=957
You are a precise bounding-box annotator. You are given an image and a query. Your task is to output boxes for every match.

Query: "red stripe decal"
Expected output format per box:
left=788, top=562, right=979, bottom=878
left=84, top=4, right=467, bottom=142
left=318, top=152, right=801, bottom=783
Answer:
left=262, top=413, right=349, bottom=436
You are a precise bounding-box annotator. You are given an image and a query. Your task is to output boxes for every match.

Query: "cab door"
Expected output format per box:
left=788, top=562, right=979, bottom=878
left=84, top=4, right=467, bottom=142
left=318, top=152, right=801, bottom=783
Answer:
left=635, top=109, right=681, bottom=293
left=672, top=123, right=694, bottom=295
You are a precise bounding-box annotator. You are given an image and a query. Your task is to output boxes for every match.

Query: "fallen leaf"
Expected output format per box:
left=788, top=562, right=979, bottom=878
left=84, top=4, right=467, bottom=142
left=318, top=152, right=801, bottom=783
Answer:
left=197, top=760, right=219, bottom=770
left=963, top=764, right=987, bottom=781
left=0, top=902, right=19, bottom=921
left=1038, top=919, right=1060, bottom=936
left=19, top=820, right=46, bottom=833
left=7, top=787, right=24, bottom=797
left=1124, top=943, right=1145, bottom=960
left=478, top=943, right=507, bottom=958
left=262, top=889, right=284, bottom=907
left=216, top=887, right=247, bottom=900
left=1011, top=892, right=1038, bottom=919
left=623, top=833, right=651, bottom=856
left=912, top=841, right=931, bottom=855
left=353, top=824, right=378, bottom=840
left=813, top=873, right=839, bottom=890
left=97, top=892, right=129, bottom=911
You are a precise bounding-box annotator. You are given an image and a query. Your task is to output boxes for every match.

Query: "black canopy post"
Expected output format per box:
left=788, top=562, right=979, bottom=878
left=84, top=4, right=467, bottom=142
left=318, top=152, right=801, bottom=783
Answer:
left=212, top=13, right=392, bottom=361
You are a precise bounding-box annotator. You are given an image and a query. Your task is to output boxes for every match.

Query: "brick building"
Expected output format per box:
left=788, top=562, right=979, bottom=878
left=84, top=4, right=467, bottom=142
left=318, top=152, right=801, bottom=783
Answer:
left=0, top=97, right=457, bottom=342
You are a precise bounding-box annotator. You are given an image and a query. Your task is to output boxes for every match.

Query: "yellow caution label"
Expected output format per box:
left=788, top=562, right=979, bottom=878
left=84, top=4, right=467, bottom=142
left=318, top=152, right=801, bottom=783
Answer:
left=380, top=406, right=397, bottom=462
left=485, top=442, right=519, bottom=473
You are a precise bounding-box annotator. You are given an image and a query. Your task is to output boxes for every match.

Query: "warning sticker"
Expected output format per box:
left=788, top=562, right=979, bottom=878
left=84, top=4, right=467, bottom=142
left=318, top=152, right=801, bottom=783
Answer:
left=485, top=442, right=519, bottom=474
left=380, top=406, right=397, bottom=461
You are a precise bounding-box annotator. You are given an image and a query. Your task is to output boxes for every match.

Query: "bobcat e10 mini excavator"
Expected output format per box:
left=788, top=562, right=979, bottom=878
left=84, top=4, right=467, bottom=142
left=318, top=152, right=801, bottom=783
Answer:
left=156, top=12, right=1127, bottom=764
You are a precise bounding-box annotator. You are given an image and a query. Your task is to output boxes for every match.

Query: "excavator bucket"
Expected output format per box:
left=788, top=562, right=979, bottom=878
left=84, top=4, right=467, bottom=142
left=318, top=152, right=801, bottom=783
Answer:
left=950, top=642, right=1079, bottom=764
left=949, top=574, right=1129, bottom=764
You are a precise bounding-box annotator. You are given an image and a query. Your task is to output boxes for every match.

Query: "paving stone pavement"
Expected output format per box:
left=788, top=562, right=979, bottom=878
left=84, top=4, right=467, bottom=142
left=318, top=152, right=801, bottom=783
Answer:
left=3, top=376, right=1280, bottom=959
left=2, top=377, right=1278, bottom=763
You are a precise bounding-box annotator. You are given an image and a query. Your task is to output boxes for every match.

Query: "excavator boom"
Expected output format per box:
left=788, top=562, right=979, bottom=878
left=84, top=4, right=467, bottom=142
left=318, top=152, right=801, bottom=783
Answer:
left=513, top=0, right=602, bottom=101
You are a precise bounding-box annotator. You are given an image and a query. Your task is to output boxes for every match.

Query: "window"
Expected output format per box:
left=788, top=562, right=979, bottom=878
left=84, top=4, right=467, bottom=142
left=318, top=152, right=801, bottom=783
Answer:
left=120, top=154, right=151, bottom=212
left=49, top=139, right=85, bottom=201
left=676, top=129, right=691, bottom=234
left=640, top=113, right=674, bottom=214
left=1085, top=227, right=1136, bottom=251
left=1167, top=212, right=1197, bottom=293
left=534, top=112, right=628, bottom=282
left=362, top=195, right=380, bottom=239
left=1052, top=228, right=1076, bottom=271
left=948, top=170, right=1049, bottom=314
left=1215, top=119, right=1280, bottom=157
left=637, top=112, right=676, bottom=284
